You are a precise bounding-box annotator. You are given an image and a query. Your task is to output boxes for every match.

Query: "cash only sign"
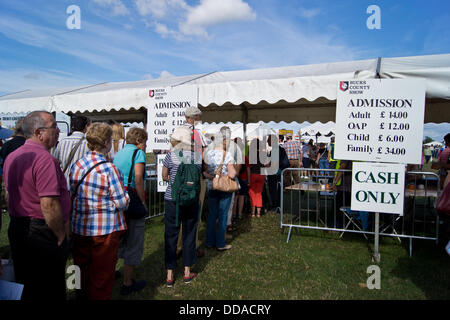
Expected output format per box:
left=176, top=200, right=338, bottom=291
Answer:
left=335, top=79, right=425, bottom=215
left=334, top=79, right=425, bottom=260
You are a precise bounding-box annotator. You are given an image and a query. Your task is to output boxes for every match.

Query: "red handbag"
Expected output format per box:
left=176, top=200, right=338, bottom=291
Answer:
left=436, top=182, right=450, bottom=214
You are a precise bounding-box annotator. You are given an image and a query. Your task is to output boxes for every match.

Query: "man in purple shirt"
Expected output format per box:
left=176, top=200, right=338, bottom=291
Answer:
left=4, top=111, right=71, bottom=300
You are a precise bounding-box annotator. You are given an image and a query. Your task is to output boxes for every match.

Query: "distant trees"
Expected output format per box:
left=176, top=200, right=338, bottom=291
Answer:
left=423, top=136, right=433, bottom=144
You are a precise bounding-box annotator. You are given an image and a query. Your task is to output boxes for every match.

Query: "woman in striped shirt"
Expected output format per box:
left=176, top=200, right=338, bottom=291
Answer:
left=162, top=127, right=202, bottom=287
left=70, top=123, right=130, bottom=300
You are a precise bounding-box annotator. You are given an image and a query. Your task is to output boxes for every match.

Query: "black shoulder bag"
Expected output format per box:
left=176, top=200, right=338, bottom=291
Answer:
left=124, top=149, right=148, bottom=220
left=72, top=161, right=107, bottom=203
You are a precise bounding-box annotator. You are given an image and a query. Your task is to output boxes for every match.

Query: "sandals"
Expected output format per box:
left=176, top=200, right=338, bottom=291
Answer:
left=166, top=278, right=174, bottom=287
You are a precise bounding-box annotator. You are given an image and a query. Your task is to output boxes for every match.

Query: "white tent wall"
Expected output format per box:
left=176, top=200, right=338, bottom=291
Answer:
left=424, top=141, right=443, bottom=147
left=201, top=122, right=277, bottom=141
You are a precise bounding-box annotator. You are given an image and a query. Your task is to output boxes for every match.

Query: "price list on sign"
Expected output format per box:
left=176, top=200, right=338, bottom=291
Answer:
left=334, top=79, right=426, bottom=164
left=147, top=85, right=198, bottom=151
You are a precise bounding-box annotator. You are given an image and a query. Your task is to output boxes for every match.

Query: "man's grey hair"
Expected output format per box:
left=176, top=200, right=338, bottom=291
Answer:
left=22, top=111, right=51, bottom=138
left=14, top=119, right=25, bottom=136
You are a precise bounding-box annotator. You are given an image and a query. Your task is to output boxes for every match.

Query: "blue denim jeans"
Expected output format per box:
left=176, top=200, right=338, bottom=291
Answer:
left=206, top=190, right=233, bottom=248
left=319, top=158, right=330, bottom=176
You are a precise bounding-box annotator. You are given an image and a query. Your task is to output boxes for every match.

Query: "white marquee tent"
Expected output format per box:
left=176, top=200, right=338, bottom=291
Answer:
left=1, top=53, right=449, bottom=125
left=424, top=141, right=443, bottom=147
left=200, top=121, right=277, bottom=141
left=300, top=121, right=335, bottom=137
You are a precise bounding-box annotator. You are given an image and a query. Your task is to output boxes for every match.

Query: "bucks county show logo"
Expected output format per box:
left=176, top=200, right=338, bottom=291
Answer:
left=340, top=81, right=349, bottom=92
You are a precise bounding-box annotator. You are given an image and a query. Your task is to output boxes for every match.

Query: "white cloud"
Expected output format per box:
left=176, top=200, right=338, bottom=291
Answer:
left=134, top=0, right=188, bottom=18
left=423, top=123, right=450, bottom=142
left=135, top=0, right=168, bottom=18
left=180, top=0, right=256, bottom=38
left=135, top=0, right=256, bottom=39
left=154, top=22, right=172, bottom=38
left=140, top=70, right=174, bottom=80
left=299, top=7, right=321, bottom=19
left=159, top=70, right=175, bottom=78
left=93, top=0, right=129, bottom=16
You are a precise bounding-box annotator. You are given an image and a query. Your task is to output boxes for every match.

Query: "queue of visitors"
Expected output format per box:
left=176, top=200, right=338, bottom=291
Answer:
left=0, top=109, right=447, bottom=300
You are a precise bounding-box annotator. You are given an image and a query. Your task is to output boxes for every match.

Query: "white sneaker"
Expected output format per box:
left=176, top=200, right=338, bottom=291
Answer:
left=217, top=245, right=232, bottom=251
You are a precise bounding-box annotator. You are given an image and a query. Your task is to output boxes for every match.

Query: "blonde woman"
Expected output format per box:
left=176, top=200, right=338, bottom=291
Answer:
left=110, top=123, right=125, bottom=160
left=203, top=127, right=237, bottom=250
left=70, top=122, right=129, bottom=300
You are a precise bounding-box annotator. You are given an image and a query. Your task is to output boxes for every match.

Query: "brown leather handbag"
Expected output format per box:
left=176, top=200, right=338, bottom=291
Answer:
left=212, top=151, right=239, bottom=193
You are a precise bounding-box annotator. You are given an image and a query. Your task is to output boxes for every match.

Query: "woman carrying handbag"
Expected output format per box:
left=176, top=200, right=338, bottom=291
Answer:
left=203, top=127, right=237, bottom=251
left=113, top=127, right=148, bottom=295
left=70, top=123, right=129, bottom=300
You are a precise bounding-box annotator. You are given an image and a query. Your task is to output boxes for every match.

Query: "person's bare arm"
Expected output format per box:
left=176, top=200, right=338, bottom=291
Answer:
left=40, top=196, right=65, bottom=246
left=134, top=163, right=146, bottom=204
left=227, top=163, right=237, bottom=179
left=162, top=166, right=170, bottom=182
left=202, top=161, right=214, bottom=180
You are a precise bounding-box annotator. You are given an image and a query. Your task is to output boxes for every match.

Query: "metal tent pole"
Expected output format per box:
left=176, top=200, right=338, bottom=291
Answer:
left=373, top=212, right=381, bottom=262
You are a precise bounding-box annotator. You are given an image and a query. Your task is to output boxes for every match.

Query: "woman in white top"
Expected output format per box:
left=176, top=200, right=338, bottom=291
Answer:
left=203, top=127, right=237, bottom=251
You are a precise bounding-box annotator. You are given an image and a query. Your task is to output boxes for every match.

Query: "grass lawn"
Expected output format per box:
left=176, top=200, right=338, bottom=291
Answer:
left=3, top=208, right=448, bottom=300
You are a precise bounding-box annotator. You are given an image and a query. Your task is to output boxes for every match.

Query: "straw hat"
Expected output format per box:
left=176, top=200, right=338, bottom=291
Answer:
left=169, top=126, right=193, bottom=149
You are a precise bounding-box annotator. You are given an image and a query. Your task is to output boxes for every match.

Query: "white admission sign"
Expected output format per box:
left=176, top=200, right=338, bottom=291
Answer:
left=335, top=79, right=425, bottom=164
left=351, top=162, right=405, bottom=215
left=157, top=154, right=168, bottom=193
left=147, top=85, right=198, bottom=151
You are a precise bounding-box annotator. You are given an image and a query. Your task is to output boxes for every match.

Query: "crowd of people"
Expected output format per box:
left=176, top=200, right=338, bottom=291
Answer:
left=0, top=111, right=149, bottom=300
left=0, top=109, right=448, bottom=300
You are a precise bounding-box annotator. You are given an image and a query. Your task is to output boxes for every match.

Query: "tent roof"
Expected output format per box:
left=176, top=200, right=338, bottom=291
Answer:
left=424, top=141, right=443, bottom=146
left=300, top=121, right=335, bottom=136
left=0, top=53, right=449, bottom=123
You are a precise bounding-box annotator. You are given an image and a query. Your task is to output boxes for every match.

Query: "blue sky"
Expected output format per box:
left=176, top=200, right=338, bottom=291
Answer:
left=0, top=0, right=449, bottom=139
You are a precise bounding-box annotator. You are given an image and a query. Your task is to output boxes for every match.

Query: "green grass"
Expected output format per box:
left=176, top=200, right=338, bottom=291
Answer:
left=3, top=209, right=447, bottom=300
left=118, top=211, right=450, bottom=300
